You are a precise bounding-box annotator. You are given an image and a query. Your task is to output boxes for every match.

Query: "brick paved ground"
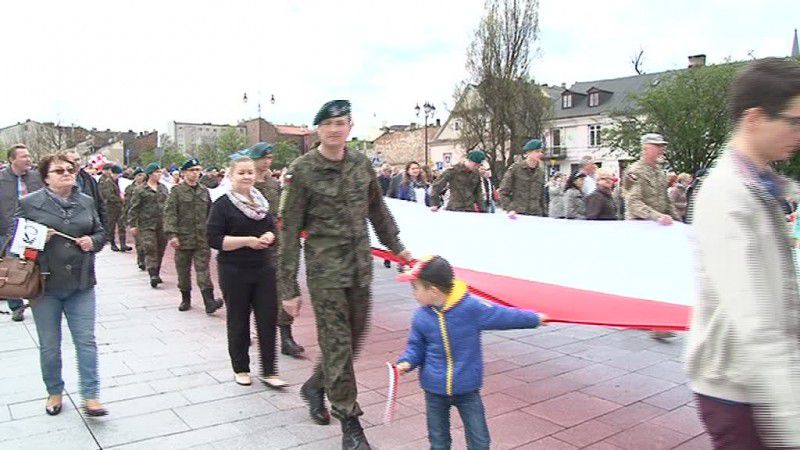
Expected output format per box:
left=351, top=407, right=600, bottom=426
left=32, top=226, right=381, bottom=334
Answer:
left=0, top=247, right=711, bottom=449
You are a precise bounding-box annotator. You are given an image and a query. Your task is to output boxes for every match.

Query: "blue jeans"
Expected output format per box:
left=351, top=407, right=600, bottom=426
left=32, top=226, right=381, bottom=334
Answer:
left=425, top=390, right=490, bottom=450
left=6, top=299, right=24, bottom=311
left=30, top=287, right=99, bottom=400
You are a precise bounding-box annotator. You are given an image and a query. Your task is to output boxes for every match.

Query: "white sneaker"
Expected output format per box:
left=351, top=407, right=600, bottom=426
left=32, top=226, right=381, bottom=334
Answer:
left=234, top=372, right=252, bottom=386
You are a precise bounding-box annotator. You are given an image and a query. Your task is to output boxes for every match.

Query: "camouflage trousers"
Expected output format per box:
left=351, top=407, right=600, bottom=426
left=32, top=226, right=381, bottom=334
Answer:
left=135, top=233, right=145, bottom=267
left=104, top=208, right=126, bottom=247
left=140, top=226, right=166, bottom=271
left=174, top=246, right=213, bottom=292
left=306, top=284, right=371, bottom=420
left=270, top=246, right=294, bottom=327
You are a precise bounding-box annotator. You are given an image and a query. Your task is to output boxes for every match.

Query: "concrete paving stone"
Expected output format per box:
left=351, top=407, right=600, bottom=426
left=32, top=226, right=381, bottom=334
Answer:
left=482, top=339, right=541, bottom=360
left=603, top=349, right=672, bottom=371
left=109, top=369, right=176, bottom=387
left=581, top=372, right=677, bottom=406
left=649, top=405, right=706, bottom=437
left=149, top=371, right=219, bottom=394
left=0, top=403, right=10, bottom=423
left=555, top=363, right=629, bottom=387
left=89, top=409, right=191, bottom=448
left=9, top=395, right=79, bottom=420
left=552, top=419, right=622, bottom=448
left=174, top=392, right=276, bottom=429
left=482, top=358, right=521, bottom=376
left=103, top=391, right=191, bottom=420
left=486, top=410, right=563, bottom=449
left=92, top=381, right=157, bottom=403
left=672, top=433, right=714, bottom=450
left=636, top=360, right=690, bottom=384
left=595, top=401, right=669, bottom=429
left=605, top=421, right=693, bottom=450
left=181, top=380, right=260, bottom=404
left=523, top=391, right=621, bottom=427
left=583, top=442, right=626, bottom=450
left=480, top=391, right=531, bottom=418
left=0, top=425, right=99, bottom=450
left=112, top=423, right=241, bottom=450
left=210, top=426, right=303, bottom=450
left=515, top=436, right=579, bottom=450
left=0, top=407, right=87, bottom=442
left=481, top=372, right=528, bottom=395
left=261, top=389, right=308, bottom=411
left=514, top=331, right=586, bottom=349
left=290, top=435, right=341, bottom=450
left=284, top=420, right=345, bottom=445
left=357, top=413, right=429, bottom=448
left=361, top=401, right=419, bottom=427
left=643, top=384, right=696, bottom=411
left=506, top=355, right=593, bottom=383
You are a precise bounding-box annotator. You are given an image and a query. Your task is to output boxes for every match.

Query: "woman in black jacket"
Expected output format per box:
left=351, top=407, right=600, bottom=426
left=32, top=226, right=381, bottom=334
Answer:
left=16, top=153, right=107, bottom=417
left=207, top=156, right=287, bottom=389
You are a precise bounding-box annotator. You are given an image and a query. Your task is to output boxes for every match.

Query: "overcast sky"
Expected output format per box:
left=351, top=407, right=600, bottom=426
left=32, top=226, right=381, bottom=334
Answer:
left=1, top=0, right=797, bottom=141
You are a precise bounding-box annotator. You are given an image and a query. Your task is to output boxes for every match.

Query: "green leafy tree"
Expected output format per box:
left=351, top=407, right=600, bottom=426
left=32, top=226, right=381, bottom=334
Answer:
left=135, top=134, right=187, bottom=168
left=452, top=0, right=550, bottom=181
left=604, top=62, right=741, bottom=175
left=215, top=128, right=247, bottom=163
left=272, top=139, right=300, bottom=169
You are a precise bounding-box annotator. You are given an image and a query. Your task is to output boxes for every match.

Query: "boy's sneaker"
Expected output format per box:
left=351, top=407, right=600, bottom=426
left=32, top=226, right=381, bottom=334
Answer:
left=11, top=306, right=26, bottom=322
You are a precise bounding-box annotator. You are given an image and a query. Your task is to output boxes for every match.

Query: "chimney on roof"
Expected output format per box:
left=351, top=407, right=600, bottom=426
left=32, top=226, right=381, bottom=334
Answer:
left=435, top=118, right=441, bottom=127
left=688, top=54, right=706, bottom=69
left=560, top=82, right=566, bottom=88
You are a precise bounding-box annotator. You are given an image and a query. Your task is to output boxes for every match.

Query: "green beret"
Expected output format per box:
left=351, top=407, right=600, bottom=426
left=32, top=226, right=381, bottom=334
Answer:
left=204, top=166, right=217, bottom=171
left=180, top=158, right=201, bottom=171
left=247, top=142, right=274, bottom=159
left=111, top=165, right=123, bottom=174
left=467, top=150, right=487, bottom=164
left=102, top=163, right=114, bottom=171
left=144, top=162, right=160, bottom=175
left=522, top=139, right=544, bottom=152
left=313, top=100, right=351, bottom=126
left=132, top=167, right=143, bottom=176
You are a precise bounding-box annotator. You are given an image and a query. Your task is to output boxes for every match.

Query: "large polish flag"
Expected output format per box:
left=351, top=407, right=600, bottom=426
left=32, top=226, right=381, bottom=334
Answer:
left=371, top=199, right=694, bottom=331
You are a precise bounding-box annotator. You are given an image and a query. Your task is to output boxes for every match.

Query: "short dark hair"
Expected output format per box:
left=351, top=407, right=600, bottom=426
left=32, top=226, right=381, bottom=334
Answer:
left=38, top=153, right=77, bottom=183
left=728, top=57, right=800, bottom=123
left=7, top=144, right=28, bottom=161
left=417, top=277, right=454, bottom=295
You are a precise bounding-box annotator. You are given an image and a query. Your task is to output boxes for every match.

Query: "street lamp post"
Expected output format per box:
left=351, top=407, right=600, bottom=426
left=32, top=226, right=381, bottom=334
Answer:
left=415, top=101, right=436, bottom=167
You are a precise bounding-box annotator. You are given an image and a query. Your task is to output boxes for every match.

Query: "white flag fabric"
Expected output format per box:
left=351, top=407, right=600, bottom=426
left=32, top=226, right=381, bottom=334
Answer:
left=10, top=218, right=49, bottom=254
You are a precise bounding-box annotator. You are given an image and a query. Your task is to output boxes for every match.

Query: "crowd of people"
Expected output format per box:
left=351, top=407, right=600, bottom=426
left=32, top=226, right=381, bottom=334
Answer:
left=1, top=58, right=800, bottom=449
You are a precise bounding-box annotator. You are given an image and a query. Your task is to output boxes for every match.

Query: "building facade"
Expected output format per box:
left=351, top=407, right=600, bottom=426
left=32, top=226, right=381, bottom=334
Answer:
left=171, top=121, right=247, bottom=155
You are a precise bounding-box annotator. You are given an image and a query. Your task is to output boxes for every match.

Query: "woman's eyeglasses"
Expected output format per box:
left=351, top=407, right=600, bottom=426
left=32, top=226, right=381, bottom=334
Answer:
left=49, top=167, right=77, bottom=175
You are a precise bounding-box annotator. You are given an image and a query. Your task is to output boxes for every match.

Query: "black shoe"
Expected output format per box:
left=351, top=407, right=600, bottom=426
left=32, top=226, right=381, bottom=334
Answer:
left=383, top=259, right=391, bottom=268
left=45, top=403, right=62, bottom=416
left=11, top=306, right=25, bottom=322
left=341, top=416, right=371, bottom=450
left=178, top=290, right=191, bottom=311
left=300, top=378, right=330, bottom=425
left=148, top=269, right=159, bottom=288
left=280, top=325, right=305, bottom=357
left=138, top=264, right=146, bottom=271
left=201, top=289, right=223, bottom=314
left=121, top=245, right=132, bottom=252
left=110, top=244, right=120, bottom=252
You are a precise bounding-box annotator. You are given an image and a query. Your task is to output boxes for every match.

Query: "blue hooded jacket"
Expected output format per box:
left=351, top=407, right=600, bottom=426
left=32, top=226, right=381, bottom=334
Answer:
left=397, top=280, right=541, bottom=396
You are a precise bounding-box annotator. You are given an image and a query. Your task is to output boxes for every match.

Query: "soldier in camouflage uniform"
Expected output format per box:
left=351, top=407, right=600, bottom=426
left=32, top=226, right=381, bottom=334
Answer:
left=622, top=133, right=680, bottom=341
left=164, top=158, right=224, bottom=314
left=499, top=139, right=548, bottom=218
left=622, top=134, right=680, bottom=224
left=430, top=150, right=486, bottom=212
left=128, top=163, right=169, bottom=288
left=249, top=142, right=305, bottom=358
left=98, top=164, right=129, bottom=251
left=278, top=100, right=411, bottom=450
left=124, top=168, right=146, bottom=270
left=199, top=167, right=220, bottom=189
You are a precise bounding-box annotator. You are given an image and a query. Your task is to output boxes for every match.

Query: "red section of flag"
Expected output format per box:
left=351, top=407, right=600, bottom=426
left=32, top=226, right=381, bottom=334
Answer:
left=372, top=248, right=689, bottom=331
left=23, top=248, right=39, bottom=261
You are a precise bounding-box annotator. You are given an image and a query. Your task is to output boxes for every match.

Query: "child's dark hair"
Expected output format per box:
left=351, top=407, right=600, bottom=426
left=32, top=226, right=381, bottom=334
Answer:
left=417, top=278, right=454, bottom=295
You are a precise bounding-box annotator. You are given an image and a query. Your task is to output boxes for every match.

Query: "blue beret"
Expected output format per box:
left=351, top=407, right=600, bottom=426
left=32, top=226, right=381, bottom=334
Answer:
left=144, top=162, right=161, bottom=175
left=467, top=150, right=486, bottom=164
left=229, top=149, right=249, bottom=161
left=180, top=158, right=201, bottom=171
left=313, top=100, right=351, bottom=126
left=523, top=139, right=544, bottom=152
left=247, top=142, right=274, bottom=159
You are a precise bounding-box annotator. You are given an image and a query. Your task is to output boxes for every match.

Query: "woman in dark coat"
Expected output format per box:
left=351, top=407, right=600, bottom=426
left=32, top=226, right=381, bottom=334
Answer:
left=16, top=153, right=107, bottom=417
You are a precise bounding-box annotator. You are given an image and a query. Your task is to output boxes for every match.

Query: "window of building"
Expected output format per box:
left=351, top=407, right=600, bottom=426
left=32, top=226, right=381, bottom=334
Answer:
left=443, top=153, right=452, bottom=164
left=551, top=128, right=562, bottom=149
left=570, top=163, right=580, bottom=174
left=562, top=94, right=572, bottom=109
left=589, top=125, right=602, bottom=147
left=589, top=92, right=600, bottom=107
left=453, top=119, right=462, bottom=131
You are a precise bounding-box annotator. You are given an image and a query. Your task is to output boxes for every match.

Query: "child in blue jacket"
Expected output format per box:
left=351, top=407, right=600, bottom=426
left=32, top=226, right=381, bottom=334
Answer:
left=396, top=255, right=547, bottom=450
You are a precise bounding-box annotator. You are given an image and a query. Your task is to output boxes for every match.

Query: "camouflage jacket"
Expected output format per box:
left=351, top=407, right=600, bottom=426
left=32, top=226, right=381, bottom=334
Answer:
left=97, top=175, right=123, bottom=212
left=277, top=149, right=405, bottom=301
left=430, top=163, right=483, bottom=212
left=255, top=175, right=281, bottom=217
left=199, top=174, right=219, bottom=189
left=127, top=183, right=168, bottom=230
left=122, top=181, right=142, bottom=217
left=622, top=160, right=678, bottom=220
left=163, top=182, right=211, bottom=249
left=498, top=160, right=547, bottom=216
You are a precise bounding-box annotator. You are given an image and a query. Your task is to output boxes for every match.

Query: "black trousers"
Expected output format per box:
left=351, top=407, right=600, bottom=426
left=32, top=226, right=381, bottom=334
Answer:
left=219, top=263, right=278, bottom=377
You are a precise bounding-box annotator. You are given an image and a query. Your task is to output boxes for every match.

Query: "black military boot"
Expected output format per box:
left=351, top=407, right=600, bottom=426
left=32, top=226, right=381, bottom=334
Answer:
left=201, top=289, right=223, bottom=314
left=154, top=267, right=163, bottom=285
left=280, top=325, right=305, bottom=357
left=110, top=243, right=120, bottom=252
left=138, top=263, right=146, bottom=271
left=148, top=269, right=159, bottom=288
left=341, top=417, right=371, bottom=450
left=300, top=377, right=330, bottom=425
left=178, top=290, right=191, bottom=311
left=120, top=239, right=132, bottom=252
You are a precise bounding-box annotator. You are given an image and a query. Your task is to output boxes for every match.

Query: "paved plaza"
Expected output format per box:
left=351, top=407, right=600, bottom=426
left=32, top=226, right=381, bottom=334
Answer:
left=0, top=247, right=712, bottom=449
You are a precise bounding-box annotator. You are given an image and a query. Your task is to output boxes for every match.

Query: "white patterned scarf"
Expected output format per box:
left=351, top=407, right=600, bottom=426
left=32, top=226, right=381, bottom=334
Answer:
left=227, top=187, right=270, bottom=220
